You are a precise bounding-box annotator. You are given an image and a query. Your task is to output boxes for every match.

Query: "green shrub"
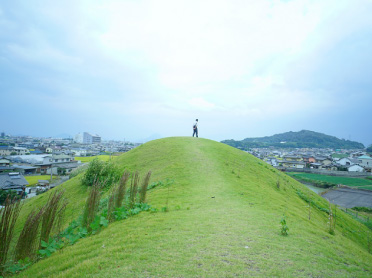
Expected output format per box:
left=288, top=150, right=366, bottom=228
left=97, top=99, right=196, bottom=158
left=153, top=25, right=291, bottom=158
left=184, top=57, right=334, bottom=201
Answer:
left=81, top=158, right=121, bottom=188
left=352, top=207, right=372, bottom=213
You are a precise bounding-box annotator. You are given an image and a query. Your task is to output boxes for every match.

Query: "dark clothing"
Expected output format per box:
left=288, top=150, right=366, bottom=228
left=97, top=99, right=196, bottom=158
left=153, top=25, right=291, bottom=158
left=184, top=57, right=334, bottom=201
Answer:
left=193, top=127, right=198, bottom=137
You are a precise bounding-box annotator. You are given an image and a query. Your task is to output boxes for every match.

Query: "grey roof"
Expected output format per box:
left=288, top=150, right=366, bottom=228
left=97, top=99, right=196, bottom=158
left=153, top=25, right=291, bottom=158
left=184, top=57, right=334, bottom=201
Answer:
left=0, top=166, right=16, bottom=171
left=13, top=164, right=38, bottom=170
left=0, top=173, right=29, bottom=190
left=280, top=160, right=306, bottom=165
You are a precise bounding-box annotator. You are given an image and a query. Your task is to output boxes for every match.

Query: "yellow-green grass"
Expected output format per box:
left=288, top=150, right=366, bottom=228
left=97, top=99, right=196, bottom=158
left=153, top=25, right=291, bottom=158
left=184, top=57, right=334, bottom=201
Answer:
left=24, top=175, right=57, bottom=187
left=14, top=138, right=372, bottom=277
left=289, top=172, right=372, bottom=190
left=75, top=155, right=111, bottom=163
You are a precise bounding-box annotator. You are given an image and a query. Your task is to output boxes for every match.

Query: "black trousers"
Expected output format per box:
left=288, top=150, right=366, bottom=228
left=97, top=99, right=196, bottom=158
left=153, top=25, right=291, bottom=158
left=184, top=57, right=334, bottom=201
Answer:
left=193, top=128, right=198, bottom=137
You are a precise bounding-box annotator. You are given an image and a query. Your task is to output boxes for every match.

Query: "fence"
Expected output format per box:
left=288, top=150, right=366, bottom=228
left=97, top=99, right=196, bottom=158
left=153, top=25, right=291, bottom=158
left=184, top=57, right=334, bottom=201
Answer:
left=341, top=207, right=371, bottom=223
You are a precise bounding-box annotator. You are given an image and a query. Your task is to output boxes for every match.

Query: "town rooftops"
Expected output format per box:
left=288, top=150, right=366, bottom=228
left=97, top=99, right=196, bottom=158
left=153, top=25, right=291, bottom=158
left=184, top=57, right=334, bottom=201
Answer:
left=358, top=155, right=372, bottom=160
left=0, top=172, right=29, bottom=190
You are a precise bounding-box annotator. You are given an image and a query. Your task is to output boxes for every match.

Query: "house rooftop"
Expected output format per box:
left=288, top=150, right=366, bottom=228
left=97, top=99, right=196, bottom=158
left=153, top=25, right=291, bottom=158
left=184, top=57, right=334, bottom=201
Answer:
left=358, top=155, right=372, bottom=160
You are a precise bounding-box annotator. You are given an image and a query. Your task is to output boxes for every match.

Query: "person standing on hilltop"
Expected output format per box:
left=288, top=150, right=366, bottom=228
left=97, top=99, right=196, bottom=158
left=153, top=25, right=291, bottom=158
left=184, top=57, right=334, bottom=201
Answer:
left=193, top=119, right=198, bottom=137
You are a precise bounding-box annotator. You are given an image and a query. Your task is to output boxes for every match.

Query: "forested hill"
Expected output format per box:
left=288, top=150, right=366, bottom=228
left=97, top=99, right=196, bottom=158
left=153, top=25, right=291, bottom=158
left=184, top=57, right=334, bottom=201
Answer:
left=222, top=130, right=365, bottom=149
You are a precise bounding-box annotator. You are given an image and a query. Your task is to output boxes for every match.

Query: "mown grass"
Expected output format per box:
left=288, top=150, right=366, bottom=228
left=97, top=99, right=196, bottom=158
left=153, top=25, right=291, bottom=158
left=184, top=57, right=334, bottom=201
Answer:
left=289, top=172, right=372, bottom=189
left=14, top=138, right=372, bottom=277
left=75, top=155, right=112, bottom=163
left=24, top=176, right=57, bottom=187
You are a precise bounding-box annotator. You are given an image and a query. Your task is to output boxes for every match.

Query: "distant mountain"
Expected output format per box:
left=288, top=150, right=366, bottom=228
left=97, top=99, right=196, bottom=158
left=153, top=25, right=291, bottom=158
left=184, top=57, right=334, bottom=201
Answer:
left=222, top=130, right=365, bottom=149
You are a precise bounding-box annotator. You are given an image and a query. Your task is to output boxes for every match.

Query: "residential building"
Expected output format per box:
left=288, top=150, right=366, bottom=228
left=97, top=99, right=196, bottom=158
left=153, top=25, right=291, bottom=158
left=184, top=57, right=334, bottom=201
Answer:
left=0, top=146, right=30, bottom=156
left=347, top=164, right=365, bottom=172
left=279, top=160, right=306, bottom=169
left=0, top=172, right=29, bottom=194
left=315, top=157, right=332, bottom=166
left=357, top=155, right=372, bottom=169
left=337, top=157, right=360, bottom=166
left=0, top=158, right=10, bottom=166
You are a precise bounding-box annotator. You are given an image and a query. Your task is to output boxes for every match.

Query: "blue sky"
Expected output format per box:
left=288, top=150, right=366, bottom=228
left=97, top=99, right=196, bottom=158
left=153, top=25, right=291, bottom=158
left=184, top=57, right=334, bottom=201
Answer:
left=1, top=0, right=371, bottom=146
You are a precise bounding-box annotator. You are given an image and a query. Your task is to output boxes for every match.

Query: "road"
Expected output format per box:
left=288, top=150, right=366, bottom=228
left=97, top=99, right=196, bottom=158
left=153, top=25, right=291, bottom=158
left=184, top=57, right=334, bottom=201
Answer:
left=322, top=187, right=372, bottom=208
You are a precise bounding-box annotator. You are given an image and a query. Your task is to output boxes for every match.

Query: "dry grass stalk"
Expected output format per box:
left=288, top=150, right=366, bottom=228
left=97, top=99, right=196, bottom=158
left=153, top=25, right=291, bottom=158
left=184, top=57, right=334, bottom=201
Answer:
left=139, top=171, right=152, bottom=203
left=82, top=184, right=101, bottom=231
left=115, top=171, right=130, bottom=208
left=107, top=192, right=115, bottom=223
left=0, top=196, right=22, bottom=272
left=14, top=207, right=45, bottom=261
left=129, top=172, right=140, bottom=208
left=40, top=190, right=67, bottom=246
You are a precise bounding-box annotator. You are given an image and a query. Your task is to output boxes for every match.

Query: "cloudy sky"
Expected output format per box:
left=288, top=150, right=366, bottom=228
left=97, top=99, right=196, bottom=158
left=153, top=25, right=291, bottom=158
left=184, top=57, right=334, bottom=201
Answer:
left=1, top=0, right=372, bottom=146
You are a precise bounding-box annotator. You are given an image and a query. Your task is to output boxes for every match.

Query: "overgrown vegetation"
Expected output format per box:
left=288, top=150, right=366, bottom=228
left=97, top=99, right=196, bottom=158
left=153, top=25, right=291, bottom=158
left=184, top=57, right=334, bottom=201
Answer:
left=40, top=190, right=67, bottom=245
left=0, top=170, right=154, bottom=276
left=82, top=185, right=101, bottom=232
left=0, top=196, right=22, bottom=274
left=0, top=190, right=19, bottom=206
left=81, top=158, right=122, bottom=188
left=14, top=207, right=45, bottom=261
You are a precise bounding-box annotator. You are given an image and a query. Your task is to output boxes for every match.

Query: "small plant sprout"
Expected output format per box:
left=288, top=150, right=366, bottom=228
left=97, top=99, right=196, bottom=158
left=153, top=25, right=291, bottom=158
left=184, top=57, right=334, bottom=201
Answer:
left=328, top=200, right=335, bottom=235
left=280, top=215, right=289, bottom=236
left=276, top=180, right=280, bottom=189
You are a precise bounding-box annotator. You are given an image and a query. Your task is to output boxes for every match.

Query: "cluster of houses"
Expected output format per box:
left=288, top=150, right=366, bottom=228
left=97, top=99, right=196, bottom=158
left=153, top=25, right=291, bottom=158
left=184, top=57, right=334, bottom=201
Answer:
left=0, top=133, right=141, bottom=197
left=250, top=149, right=372, bottom=173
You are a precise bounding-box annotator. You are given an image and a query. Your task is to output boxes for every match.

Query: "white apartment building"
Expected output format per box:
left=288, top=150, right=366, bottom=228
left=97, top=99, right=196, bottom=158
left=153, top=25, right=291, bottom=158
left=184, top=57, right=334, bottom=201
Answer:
left=75, top=132, right=101, bottom=144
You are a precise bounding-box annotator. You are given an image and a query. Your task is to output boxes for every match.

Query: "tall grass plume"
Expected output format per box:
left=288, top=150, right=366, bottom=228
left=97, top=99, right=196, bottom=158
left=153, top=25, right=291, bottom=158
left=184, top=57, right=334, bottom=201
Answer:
left=83, top=184, right=101, bottom=231
left=0, top=196, right=22, bottom=273
left=40, top=190, right=67, bottom=246
left=15, top=207, right=45, bottom=261
left=129, top=172, right=140, bottom=208
left=139, top=171, right=152, bottom=203
left=115, top=171, right=130, bottom=208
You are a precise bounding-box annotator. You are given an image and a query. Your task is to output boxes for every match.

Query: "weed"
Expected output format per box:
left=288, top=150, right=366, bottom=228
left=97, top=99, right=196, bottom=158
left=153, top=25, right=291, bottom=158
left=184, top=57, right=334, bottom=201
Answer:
left=38, top=238, right=64, bottom=258
left=296, top=190, right=329, bottom=214
left=89, top=215, right=108, bottom=234
left=328, top=201, right=335, bottom=235
left=139, top=171, right=152, bottom=203
left=115, top=171, right=130, bottom=208
left=14, top=207, right=45, bottom=261
left=40, top=190, right=67, bottom=246
left=82, top=185, right=101, bottom=232
left=81, top=158, right=121, bottom=188
left=129, top=172, right=139, bottom=209
left=280, top=215, right=289, bottom=236
left=0, top=196, right=22, bottom=274
left=3, top=257, right=32, bottom=275
left=107, top=193, right=115, bottom=223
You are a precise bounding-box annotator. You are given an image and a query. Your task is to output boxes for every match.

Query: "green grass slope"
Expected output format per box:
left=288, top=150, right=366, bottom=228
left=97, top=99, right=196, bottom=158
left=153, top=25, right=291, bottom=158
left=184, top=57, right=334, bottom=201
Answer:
left=16, top=137, right=372, bottom=277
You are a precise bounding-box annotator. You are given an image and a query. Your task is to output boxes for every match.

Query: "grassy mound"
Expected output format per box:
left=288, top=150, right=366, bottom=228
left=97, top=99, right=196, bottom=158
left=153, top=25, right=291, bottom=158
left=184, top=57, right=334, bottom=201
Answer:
left=15, top=137, right=372, bottom=277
